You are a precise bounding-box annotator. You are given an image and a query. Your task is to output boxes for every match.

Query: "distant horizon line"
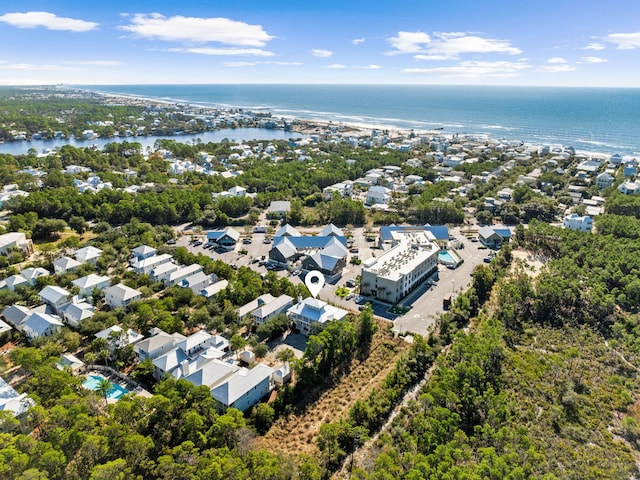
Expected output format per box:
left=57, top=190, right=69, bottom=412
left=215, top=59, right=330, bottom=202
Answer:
left=2, top=83, right=640, bottom=90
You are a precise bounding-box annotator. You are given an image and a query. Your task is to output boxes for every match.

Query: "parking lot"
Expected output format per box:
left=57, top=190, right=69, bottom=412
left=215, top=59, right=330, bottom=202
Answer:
left=174, top=224, right=490, bottom=337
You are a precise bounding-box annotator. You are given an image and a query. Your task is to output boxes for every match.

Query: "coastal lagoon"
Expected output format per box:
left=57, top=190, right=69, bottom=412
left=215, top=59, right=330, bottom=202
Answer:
left=0, top=127, right=306, bottom=156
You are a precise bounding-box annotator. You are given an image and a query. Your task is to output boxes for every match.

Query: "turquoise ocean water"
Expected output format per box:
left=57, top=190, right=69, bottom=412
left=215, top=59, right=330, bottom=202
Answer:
left=81, top=84, right=640, bottom=155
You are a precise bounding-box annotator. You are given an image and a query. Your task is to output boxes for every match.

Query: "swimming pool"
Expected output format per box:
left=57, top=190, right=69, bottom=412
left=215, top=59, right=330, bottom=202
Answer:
left=438, top=250, right=458, bottom=264
left=83, top=374, right=130, bottom=400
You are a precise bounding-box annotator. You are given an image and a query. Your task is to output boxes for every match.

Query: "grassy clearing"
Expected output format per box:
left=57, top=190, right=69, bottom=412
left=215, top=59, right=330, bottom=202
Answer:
left=258, top=323, right=409, bottom=456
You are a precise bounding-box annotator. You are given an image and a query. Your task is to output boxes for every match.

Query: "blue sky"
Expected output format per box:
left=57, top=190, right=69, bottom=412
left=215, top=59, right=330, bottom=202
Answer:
left=1, top=0, right=639, bottom=86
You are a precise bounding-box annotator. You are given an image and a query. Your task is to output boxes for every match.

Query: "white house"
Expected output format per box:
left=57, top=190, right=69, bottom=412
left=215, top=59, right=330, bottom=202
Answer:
left=95, top=325, right=144, bottom=354
left=21, top=312, right=63, bottom=341
left=72, top=274, right=111, bottom=299
left=0, top=232, right=33, bottom=256
left=2, top=274, right=28, bottom=292
left=131, top=253, right=173, bottom=275
left=1, top=305, right=32, bottom=329
left=180, top=271, right=214, bottom=294
left=61, top=301, right=94, bottom=328
left=200, top=279, right=229, bottom=298
left=103, top=283, right=142, bottom=309
left=53, top=256, right=82, bottom=274
left=287, top=297, right=348, bottom=335
left=253, top=295, right=294, bottom=325
left=166, top=264, right=203, bottom=287
left=618, top=180, right=640, bottom=195
left=19, top=267, right=49, bottom=285
left=75, top=246, right=102, bottom=264
left=39, top=285, right=71, bottom=314
left=134, top=328, right=186, bottom=361
left=595, top=172, right=615, bottom=191
left=365, top=186, right=392, bottom=205
left=563, top=213, right=593, bottom=232
left=150, top=262, right=180, bottom=283
left=210, top=363, right=275, bottom=412
left=131, top=245, right=157, bottom=261
left=0, top=376, right=34, bottom=416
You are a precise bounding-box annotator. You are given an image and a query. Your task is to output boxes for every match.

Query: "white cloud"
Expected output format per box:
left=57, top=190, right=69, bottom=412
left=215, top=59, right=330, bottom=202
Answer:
left=414, top=54, right=452, bottom=61
left=6, top=63, right=64, bottom=71
left=389, top=31, right=521, bottom=59
left=326, top=64, right=346, bottom=69
left=388, top=31, right=431, bottom=54
left=584, top=42, right=605, bottom=51
left=429, top=34, right=521, bottom=57
left=311, top=49, right=333, bottom=57
left=605, top=32, right=640, bottom=49
left=537, top=64, right=576, bottom=73
left=352, top=37, right=365, bottom=45
left=170, top=47, right=274, bottom=56
left=224, top=61, right=302, bottom=67
left=63, top=60, right=123, bottom=67
left=580, top=56, right=607, bottom=64
left=0, top=11, right=98, bottom=32
left=362, top=64, right=380, bottom=69
left=547, top=57, right=567, bottom=64
left=404, top=60, right=531, bottom=78
left=120, top=13, right=273, bottom=46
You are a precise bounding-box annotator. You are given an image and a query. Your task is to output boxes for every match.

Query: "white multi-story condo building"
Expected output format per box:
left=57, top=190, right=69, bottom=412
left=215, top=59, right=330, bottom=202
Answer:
left=360, top=230, right=439, bottom=304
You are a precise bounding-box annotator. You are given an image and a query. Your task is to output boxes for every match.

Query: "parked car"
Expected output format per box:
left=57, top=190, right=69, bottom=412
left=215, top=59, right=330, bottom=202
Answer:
left=346, top=293, right=355, bottom=300
left=166, top=239, right=176, bottom=245
left=193, top=240, right=203, bottom=247
left=242, top=238, right=252, bottom=244
left=345, top=279, right=355, bottom=288
left=263, top=237, right=271, bottom=244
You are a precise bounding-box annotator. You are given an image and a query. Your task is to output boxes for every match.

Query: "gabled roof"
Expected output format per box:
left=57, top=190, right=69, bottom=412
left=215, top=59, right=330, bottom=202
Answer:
left=168, top=264, right=203, bottom=284
left=62, top=302, right=94, bottom=321
left=287, top=297, right=348, bottom=324
left=75, top=246, right=102, bottom=262
left=20, top=267, right=49, bottom=282
left=1, top=305, right=32, bottom=326
left=134, top=331, right=185, bottom=356
left=132, top=253, right=173, bottom=270
left=319, top=224, right=343, bottom=237
left=272, top=238, right=297, bottom=260
left=238, top=294, right=276, bottom=318
left=5, top=275, right=28, bottom=289
left=253, top=294, right=293, bottom=319
left=0, top=319, right=12, bottom=335
left=72, top=274, right=110, bottom=290
left=275, top=224, right=301, bottom=237
left=321, top=237, right=349, bottom=257
left=185, top=358, right=238, bottom=388
left=153, top=347, right=188, bottom=374
left=39, top=285, right=70, bottom=304
left=131, top=245, right=156, bottom=258
left=210, top=363, right=274, bottom=407
left=201, top=279, right=229, bottom=298
left=181, top=271, right=210, bottom=288
left=96, top=325, right=144, bottom=347
left=103, top=283, right=141, bottom=302
left=53, top=256, right=81, bottom=272
left=306, top=252, right=341, bottom=272
left=176, top=330, right=212, bottom=353
left=22, top=312, right=63, bottom=335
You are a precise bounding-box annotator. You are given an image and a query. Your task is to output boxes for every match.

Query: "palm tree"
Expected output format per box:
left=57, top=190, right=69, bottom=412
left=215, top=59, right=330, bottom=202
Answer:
left=96, top=378, right=113, bottom=407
